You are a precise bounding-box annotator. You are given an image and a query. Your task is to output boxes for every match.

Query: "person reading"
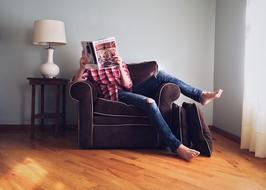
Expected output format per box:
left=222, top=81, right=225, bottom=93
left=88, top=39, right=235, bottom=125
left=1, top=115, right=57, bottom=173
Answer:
left=72, top=53, right=223, bottom=161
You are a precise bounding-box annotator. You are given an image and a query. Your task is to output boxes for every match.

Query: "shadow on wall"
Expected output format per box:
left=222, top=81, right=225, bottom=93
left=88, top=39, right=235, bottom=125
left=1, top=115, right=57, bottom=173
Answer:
left=20, top=28, right=44, bottom=125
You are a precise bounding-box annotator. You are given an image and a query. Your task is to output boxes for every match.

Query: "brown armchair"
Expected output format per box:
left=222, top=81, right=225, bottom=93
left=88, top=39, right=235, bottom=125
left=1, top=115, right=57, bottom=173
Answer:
left=70, top=61, right=181, bottom=149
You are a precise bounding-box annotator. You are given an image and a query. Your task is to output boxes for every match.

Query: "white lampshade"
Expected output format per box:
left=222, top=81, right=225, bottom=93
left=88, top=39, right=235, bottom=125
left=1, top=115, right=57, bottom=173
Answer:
left=33, top=19, right=67, bottom=46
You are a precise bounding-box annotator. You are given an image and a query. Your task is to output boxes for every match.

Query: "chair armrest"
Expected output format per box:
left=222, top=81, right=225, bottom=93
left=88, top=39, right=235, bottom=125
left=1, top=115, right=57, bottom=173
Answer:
left=155, top=83, right=181, bottom=124
left=69, top=80, right=97, bottom=102
left=69, top=80, right=97, bottom=148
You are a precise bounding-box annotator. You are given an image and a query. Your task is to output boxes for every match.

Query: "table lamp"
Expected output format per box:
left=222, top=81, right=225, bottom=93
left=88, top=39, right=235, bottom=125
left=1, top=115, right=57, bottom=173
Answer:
left=33, top=19, right=67, bottom=78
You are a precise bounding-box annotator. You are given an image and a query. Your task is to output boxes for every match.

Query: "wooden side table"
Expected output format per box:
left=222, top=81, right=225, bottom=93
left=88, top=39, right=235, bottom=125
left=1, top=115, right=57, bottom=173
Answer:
left=27, top=78, right=69, bottom=138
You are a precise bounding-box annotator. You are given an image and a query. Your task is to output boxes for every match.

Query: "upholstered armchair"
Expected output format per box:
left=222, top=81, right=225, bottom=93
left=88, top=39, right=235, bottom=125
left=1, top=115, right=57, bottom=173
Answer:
left=70, top=61, right=181, bottom=149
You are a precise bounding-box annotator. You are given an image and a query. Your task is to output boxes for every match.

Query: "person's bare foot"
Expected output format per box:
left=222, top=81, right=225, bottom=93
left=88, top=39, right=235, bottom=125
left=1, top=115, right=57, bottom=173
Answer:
left=200, top=89, right=223, bottom=105
left=176, top=144, right=200, bottom=161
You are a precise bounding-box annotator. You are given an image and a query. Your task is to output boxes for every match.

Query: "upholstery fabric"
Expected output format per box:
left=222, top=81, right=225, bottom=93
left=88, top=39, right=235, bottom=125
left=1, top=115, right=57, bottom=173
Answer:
left=182, top=102, right=213, bottom=157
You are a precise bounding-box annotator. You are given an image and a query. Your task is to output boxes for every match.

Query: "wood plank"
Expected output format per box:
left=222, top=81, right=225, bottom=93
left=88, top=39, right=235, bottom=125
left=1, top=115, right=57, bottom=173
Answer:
left=0, top=129, right=265, bottom=190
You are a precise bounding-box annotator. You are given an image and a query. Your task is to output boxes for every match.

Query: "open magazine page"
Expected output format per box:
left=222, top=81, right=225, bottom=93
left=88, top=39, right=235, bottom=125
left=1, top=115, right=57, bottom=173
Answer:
left=81, top=41, right=97, bottom=66
left=92, top=37, right=118, bottom=68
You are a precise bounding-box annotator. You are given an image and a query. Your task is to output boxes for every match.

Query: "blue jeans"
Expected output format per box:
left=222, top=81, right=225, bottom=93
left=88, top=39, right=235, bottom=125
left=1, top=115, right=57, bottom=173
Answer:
left=118, top=71, right=202, bottom=150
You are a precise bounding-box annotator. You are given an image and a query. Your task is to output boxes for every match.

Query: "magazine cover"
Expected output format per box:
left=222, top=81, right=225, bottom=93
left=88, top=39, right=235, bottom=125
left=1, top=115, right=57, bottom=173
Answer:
left=81, top=37, right=119, bottom=69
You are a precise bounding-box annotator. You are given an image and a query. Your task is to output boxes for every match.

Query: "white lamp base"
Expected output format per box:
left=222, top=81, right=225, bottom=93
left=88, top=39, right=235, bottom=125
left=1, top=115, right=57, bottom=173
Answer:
left=40, top=48, right=60, bottom=78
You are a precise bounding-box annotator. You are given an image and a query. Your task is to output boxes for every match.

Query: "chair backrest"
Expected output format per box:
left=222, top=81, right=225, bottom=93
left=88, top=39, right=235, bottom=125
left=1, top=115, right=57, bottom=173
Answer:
left=127, top=61, right=158, bottom=86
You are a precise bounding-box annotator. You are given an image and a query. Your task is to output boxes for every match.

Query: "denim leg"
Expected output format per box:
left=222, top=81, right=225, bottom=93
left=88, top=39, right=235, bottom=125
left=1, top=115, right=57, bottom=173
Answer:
left=133, top=71, right=203, bottom=102
left=132, top=75, right=161, bottom=97
left=118, top=90, right=181, bottom=150
left=155, top=71, right=203, bottom=102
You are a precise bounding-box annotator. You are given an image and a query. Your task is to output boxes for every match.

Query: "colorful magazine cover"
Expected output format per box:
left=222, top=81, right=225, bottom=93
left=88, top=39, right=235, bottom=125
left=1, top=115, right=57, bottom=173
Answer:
left=81, top=37, right=119, bottom=69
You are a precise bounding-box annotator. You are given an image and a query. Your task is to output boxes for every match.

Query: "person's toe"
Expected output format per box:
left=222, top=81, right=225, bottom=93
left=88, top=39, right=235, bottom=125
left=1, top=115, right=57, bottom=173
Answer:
left=191, top=150, right=200, bottom=157
left=216, top=89, right=223, bottom=97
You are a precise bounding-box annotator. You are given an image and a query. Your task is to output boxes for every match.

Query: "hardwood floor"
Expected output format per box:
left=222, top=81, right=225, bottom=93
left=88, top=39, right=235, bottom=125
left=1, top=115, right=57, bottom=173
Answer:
left=0, top=129, right=265, bottom=190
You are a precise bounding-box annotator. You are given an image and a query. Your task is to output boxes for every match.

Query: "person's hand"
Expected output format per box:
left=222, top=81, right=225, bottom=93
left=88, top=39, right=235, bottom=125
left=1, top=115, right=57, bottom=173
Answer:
left=112, top=55, right=123, bottom=68
left=81, top=71, right=89, bottom=81
left=80, top=50, right=91, bottom=70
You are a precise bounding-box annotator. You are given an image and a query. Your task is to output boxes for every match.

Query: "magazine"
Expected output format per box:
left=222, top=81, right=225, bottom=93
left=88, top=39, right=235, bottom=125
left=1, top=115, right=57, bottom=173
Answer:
left=81, top=37, right=119, bottom=69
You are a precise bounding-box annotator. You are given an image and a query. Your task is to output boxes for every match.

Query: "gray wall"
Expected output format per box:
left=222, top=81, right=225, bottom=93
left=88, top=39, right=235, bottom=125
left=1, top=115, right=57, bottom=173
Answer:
left=0, top=0, right=216, bottom=125
left=213, top=0, right=246, bottom=136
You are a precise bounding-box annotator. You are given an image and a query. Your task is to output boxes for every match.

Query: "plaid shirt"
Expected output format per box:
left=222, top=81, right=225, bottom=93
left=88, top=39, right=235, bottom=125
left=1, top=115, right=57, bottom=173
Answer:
left=84, top=64, right=132, bottom=101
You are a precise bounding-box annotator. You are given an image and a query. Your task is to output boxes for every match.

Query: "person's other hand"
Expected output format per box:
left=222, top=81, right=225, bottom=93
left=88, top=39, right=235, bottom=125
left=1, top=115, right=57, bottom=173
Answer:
left=81, top=71, right=89, bottom=81
left=80, top=50, right=90, bottom=70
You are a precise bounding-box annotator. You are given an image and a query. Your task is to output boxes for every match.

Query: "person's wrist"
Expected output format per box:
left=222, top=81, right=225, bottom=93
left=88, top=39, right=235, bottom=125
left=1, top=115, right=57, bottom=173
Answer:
left=119, top=64, right=124, bottom=69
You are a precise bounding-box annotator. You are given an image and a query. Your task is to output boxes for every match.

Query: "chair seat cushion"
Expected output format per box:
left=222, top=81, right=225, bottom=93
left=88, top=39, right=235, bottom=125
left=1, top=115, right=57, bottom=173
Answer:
left=94, top=98, right=147, bottom=117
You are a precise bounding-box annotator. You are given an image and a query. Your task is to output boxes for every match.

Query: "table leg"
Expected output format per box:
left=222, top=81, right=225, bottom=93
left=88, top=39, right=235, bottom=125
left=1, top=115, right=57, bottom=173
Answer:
left=62, top=84, right=66, bottom=132
left=31, top=85, right=36, bottom=139
left=41, top=84, right=44, bottom=126
left=55, top=84, right=60, bottom=136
